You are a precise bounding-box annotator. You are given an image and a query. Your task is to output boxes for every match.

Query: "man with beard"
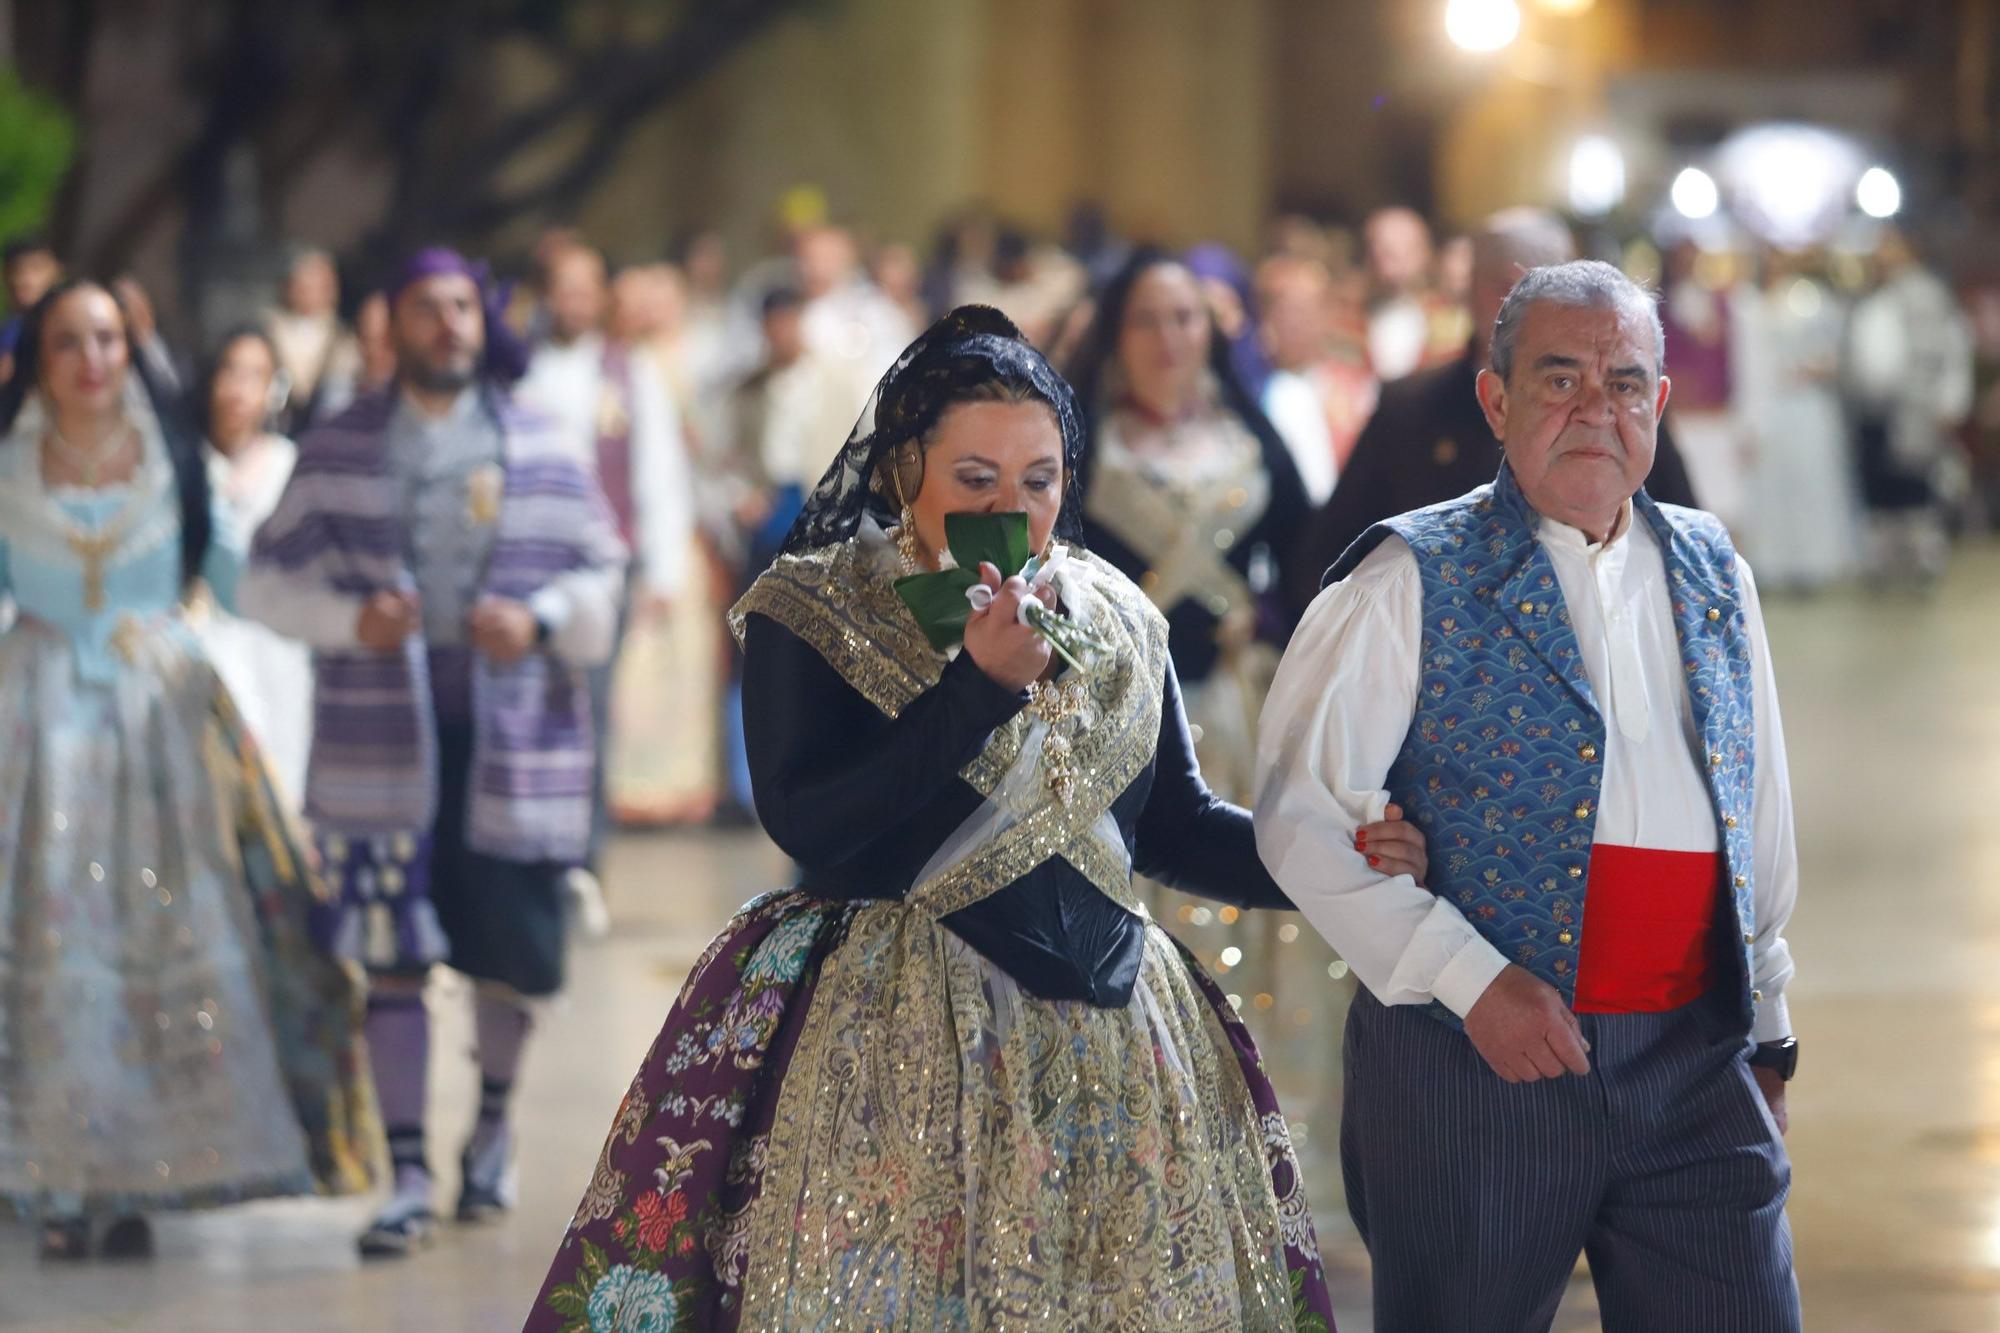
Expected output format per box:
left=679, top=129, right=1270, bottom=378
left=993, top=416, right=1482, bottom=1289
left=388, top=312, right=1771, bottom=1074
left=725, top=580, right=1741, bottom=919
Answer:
left=242, top=249, right=626, bottom=1257
left=1257, top=260, right=1802, bottom=1329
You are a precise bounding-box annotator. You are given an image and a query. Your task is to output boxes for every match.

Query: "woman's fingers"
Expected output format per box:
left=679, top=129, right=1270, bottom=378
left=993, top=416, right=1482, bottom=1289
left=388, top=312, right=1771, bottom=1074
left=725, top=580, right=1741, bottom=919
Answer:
left=1356, top=818, right=1426, bottom=878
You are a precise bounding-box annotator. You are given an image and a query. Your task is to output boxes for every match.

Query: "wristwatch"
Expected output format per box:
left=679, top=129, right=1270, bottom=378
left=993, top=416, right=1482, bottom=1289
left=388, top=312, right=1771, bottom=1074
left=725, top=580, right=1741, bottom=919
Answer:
left=1747, top=1037, right=1798, bottom=1082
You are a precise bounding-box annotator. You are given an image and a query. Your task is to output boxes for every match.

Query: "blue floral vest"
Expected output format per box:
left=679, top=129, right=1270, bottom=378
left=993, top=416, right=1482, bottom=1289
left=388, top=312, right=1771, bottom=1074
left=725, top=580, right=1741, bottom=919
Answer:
left=1327, top=464, right=1760, bottom=1030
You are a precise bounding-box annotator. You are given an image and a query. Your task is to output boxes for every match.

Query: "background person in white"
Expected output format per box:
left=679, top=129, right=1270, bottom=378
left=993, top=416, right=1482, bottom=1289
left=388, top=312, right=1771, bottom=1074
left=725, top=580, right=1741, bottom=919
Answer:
left=519, top=242, right=693, bottom=924
left=1255, top=260, right=1801, bottom=1329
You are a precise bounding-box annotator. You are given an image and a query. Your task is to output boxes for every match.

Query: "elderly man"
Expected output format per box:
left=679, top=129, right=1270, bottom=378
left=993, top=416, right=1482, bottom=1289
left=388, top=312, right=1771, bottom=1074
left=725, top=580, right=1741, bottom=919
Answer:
left=1288, top=208, right=1698, bottom=613
left=1256, top=260, right=1802, bottom=1329
left=244, top=249, right=625, bottom=1258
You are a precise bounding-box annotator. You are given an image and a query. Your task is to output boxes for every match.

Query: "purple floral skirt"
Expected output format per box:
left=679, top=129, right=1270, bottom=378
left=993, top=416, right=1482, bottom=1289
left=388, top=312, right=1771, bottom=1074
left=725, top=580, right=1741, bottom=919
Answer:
left=526, top=889, right=1335, bottom=1331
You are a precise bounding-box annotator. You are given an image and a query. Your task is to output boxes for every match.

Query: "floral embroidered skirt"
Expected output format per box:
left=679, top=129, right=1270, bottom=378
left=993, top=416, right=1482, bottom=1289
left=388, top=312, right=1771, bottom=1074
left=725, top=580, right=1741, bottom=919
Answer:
left=0, top=619, right=378, bottom=1218
left=527, top=888, right=1334, bottom=1332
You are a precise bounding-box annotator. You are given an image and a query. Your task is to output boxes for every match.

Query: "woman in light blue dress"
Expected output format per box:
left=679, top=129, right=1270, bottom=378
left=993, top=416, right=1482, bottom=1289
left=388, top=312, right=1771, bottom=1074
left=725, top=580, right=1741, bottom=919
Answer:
left=0, top=280, right=377, bottom=1258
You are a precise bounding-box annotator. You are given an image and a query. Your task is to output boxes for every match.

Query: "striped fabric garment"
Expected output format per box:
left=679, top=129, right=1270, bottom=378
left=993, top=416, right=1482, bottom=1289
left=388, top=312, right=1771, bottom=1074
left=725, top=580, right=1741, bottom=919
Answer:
left=251, top=387, right=625, bottom=864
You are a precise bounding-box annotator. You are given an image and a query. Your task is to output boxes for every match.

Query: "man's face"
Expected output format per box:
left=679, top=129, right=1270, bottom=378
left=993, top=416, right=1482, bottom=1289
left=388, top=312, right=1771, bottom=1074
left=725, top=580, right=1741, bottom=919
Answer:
left=1476, top=301, right=1669, bottom=527
left=392, top=274, right=484, bottom=393
left=763, top=306, right=804, bottom=364
left=286, top=253, right=338, bottom=318
left=1366, top=211, right=1432, bottom=293
left=546, top=251, right=607, bottom=342
left=8, top=250, right=60, bottom=312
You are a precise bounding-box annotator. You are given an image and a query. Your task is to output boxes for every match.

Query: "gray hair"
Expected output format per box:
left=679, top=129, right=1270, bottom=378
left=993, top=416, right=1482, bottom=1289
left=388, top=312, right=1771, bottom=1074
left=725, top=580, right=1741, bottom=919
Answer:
left=1489, top=259, right=1663, bottom=384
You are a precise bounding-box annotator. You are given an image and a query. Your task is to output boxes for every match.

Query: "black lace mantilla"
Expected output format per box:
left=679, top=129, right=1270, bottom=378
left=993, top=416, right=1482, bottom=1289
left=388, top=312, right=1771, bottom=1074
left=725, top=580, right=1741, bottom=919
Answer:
left=778, top=305, right=1087, bottom=557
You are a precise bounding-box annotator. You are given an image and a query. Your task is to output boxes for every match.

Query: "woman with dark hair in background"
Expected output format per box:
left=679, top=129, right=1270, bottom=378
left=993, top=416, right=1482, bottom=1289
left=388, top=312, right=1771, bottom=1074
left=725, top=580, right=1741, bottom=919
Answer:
left=0, top=281, right=377, bottom=1259
left=1066, top=248, right=1309, bottom=804
left=190, top=325, right=313, bottom=807
left=1066, top=249, right=1358, bottom=1175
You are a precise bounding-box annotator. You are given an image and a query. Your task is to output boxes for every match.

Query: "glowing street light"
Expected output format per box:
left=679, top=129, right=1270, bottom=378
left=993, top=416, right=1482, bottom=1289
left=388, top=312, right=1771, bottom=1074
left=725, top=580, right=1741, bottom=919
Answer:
left=1446, top=0, right=1522, bottom=53
left=1857, top=166, right=1902, bottom=219
left=1670, top=166, right=1719, bottom=220
left=1568, top=136, right=1626, bottom=216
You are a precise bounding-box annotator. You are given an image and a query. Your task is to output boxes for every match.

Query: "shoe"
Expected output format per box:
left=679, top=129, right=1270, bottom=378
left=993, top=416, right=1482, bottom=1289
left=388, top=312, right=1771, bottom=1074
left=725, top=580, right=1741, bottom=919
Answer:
left=38, top=1217, right=89, bottom=1261
left=357, top=1193, right=437, bottom=1259
left=99, top=1215, right=153, bottom=1259
left=456, top=1123, right=518, bottom=1224
left=564, top=867, right=612, bottom=942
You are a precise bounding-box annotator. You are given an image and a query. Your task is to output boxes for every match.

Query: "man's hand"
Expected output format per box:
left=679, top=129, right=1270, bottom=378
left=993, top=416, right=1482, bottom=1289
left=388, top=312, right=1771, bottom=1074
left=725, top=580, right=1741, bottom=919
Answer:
left=1354, top=803, right=1427, bottom=883
left=470, top=595, right=539, bottom=665
left=356, top=590, right=422, bottom=652
left=1462, top=964, right=1592, bottom=1083
left=1752, top=1066, right=1788, bottom=1136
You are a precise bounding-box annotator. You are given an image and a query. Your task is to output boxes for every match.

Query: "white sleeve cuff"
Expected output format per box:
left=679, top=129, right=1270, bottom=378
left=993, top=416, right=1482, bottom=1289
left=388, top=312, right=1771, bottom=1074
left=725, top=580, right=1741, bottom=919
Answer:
left=1750, top=991, right=1792, bottom=1044
left=1432, top=934, right=1512, bottom=1019
left=528, top=573, right=620, bottom=667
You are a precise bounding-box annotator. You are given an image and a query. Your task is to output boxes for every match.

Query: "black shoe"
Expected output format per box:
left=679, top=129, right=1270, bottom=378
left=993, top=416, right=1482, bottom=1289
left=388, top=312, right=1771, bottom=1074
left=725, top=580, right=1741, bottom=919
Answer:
left=357, top=1197, right=437, bottom=1259
left=38, top=1217, right=89, bottom=1261
left=99, top=1215, right=153, bottom=1259
left=455, top=1127, right=517, bottom=1224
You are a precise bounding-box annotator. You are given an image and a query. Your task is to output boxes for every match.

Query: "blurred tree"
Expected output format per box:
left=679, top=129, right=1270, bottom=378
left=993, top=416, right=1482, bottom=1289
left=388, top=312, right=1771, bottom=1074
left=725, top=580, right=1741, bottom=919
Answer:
left=9, top=0, right=805, bottom=295
left=0, top=69, right=74, bottom=246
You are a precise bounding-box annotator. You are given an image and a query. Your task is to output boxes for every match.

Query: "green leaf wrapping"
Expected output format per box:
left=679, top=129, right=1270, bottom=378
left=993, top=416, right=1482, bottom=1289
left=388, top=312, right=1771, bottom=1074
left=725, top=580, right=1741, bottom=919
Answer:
left=944, top=511, right=1032, bottom=577
left=893, top=567, right=981, bottom=651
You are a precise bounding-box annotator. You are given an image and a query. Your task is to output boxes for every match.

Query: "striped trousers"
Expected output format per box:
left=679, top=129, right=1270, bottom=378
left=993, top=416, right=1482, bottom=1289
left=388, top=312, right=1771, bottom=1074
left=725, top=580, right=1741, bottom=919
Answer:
left=1341, top=986, right=1801, bottom=1332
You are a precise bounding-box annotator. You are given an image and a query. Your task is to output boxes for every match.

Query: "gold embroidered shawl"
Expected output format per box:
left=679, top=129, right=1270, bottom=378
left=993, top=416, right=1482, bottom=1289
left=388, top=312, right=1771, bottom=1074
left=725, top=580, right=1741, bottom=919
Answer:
left=731, top=537, right=1169, bottom=918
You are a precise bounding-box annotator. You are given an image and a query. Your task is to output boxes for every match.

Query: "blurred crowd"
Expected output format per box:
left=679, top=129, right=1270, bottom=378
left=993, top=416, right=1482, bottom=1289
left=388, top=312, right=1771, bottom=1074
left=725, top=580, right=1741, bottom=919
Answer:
left=2, top=193, right=1993, bottom=847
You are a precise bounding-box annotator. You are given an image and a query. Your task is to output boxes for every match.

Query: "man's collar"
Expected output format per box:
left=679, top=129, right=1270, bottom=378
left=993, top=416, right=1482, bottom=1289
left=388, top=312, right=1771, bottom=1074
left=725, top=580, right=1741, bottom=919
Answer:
left=1539, top=500, right=1633, bottom=554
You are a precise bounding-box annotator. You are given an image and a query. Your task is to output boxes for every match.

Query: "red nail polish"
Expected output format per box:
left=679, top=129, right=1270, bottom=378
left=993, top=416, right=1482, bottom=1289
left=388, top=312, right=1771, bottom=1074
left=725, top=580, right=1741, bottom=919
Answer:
left=1355, top=832, right=1368, bottom=846
left=1368, top=855, right=1380, bottom=867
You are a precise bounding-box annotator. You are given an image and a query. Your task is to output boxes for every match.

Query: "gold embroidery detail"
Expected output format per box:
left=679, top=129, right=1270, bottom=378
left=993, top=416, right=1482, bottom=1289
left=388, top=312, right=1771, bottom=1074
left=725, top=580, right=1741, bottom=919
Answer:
left=738, top=909, right=1293, bottom=1329
left=736, top=540, right=1170, bottom=919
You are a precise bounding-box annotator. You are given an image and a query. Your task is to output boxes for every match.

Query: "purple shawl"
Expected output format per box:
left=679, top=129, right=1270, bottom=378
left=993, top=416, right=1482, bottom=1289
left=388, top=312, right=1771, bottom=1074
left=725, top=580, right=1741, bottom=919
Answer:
left=250, top=387, right=624, bottom=862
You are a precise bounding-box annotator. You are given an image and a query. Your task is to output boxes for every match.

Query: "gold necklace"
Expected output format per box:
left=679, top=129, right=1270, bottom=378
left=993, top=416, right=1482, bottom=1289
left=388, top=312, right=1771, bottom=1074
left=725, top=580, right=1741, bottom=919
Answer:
left=46, top=422, right=133, bottom=488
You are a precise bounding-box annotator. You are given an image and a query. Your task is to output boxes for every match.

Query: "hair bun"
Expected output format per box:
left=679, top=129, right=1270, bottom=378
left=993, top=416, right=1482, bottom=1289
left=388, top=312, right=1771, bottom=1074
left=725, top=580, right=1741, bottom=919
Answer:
left=932, top=304, right=1023, bottom=343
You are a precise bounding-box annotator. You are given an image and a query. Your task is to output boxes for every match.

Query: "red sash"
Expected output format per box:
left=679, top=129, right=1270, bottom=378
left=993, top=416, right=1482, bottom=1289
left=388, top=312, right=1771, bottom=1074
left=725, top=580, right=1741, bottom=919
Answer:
left=1571, top=844, right=1722, bottom=1014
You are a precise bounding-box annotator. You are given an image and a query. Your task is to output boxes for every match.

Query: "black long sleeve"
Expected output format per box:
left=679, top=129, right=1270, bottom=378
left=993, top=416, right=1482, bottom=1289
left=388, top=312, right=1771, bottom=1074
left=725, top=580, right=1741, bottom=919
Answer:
left=1131, top=659, right=1292, bottom=910
left=741, top=613, right=1027, bottom=871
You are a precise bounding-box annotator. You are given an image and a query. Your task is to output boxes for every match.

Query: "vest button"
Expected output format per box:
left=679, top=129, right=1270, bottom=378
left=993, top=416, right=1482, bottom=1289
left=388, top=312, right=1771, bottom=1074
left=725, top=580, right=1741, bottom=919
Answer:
left=1709, top=751, right=1724, bottom=767
left=1734, top=874, right=1748, bottom=888
left=1743, top=931, right=1755, bottom=945
left=1752, top=988, right=1763, bottom=1003
left=1568, top=865, right=1583, bottom=879
left=1724, top=815, right=1738, bottom=829
left=1558, top=930, right=1574, bottom=945
left=1707, top=606, right=1723, bottom=622
left=1519, top=601, right=1535, bottom=614
left=1578, top=743, right=1598, bottom=762
left=1573, top=803, right=1591, bottom=820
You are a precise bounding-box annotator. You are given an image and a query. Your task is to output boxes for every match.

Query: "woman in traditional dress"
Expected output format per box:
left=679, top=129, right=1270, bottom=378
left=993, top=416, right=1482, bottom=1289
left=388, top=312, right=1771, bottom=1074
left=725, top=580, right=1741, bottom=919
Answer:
left=601, top=264, right=724, bottom=826
left=1064, top=250, right=1351, bottom=1170
left=1736, top=250, right=1862, bottom=590
left=528, top=307, right=1427, bottom=1330
left=190, top=325, right=313, bottom=806
left=1066, top=248, right=1310, bottom=805
left=0, top=281, right=377, bottom=1259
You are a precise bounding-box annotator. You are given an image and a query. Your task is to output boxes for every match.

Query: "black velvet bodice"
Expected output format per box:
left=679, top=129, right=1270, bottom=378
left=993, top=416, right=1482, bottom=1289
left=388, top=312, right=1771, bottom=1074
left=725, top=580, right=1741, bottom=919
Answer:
left=741, top=613, right=1289, bottom=1009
